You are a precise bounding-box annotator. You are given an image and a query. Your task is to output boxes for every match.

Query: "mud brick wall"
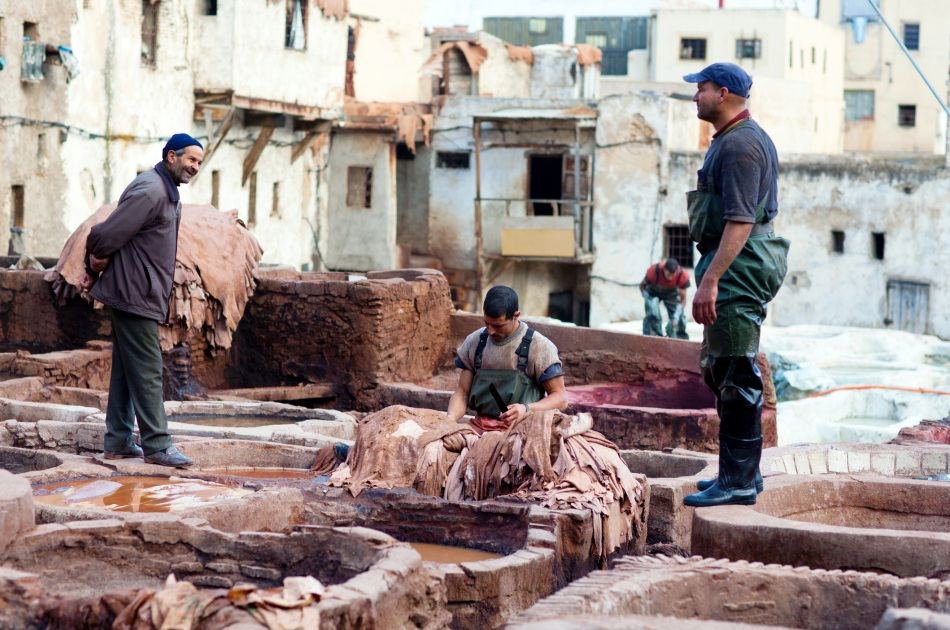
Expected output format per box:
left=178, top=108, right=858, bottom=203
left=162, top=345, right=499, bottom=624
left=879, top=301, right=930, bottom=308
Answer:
left=230, top=269, right=453, bottom=407
left=0, top=270, right=109, bottom=352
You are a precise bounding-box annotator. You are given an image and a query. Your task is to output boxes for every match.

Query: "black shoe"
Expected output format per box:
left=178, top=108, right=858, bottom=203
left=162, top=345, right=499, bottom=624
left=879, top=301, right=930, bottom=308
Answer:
left=104, top=443, right=144, bottom=459
left=696, top=469, right=764, bottom=493
left=144, top=445, right=193, bottom=468
left=684, top=481, right=757, bottom=507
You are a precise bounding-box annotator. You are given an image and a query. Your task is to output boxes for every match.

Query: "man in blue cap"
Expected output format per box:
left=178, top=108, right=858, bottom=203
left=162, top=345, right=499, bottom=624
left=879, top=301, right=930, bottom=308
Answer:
left=82, top=133, right=204, bottom=467
left=679, top=63, right=790, bottom=507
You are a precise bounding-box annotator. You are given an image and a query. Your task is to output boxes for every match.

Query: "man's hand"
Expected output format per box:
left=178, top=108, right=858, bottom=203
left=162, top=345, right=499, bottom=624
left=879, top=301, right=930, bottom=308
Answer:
left=692, top=276, right=718, bottom=325
left=443, top=432, right=467, bottom=452
left=89, top=254, right=109, bottom=273
left=500, top=402, right=529, bottom=424
left=80, top=273, right=95, bottom=292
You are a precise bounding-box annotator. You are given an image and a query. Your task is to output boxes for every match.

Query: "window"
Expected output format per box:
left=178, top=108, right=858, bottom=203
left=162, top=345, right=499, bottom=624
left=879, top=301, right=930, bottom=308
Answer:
left=528, top=18, right=547, bottom=34
left=664, top=225, right=694, bottom=268
left=898, top=104, right=916, bottom=127
left=203, top=0, right=218, bottom=15
left=23, top=21, right=39, bottom=40
left=788, top=40, right=793, bottom=68
left=822, top=49, right=827, bottom=73
left=811, top=46, right=816, bottom=64
left=903, top=23, right=919, bottom=50
left=585, top=33, right=607, bottom=49
left=436, top=152, right=470, bottom=169
left=37, top=133, right=46, bottom=161
left=735, top=38, right=761, bottom=59
left=872, top=232, right=885, bottom=260
left=141, top=1, right=158, bottom=67
left=11, top=185, right=24, bottom=228
left=831, top=230, right=845, bottom=254
left=844, top=90, right=874, bottom=121
left=346, top=166, right=372, bottom=208
left=247, top=172, right=257, bottom=225
left=271, top=182, right=280, bottom=217
left=680, top=38, right=706, bottom=60
left=285, top=0, right=306, bottom=50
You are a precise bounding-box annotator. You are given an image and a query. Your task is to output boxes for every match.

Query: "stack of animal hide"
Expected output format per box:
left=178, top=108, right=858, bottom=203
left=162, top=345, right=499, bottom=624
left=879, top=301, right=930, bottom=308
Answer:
left=331, top=405, right=647, bottom=560
left=45, top=204, right=262, bottom=351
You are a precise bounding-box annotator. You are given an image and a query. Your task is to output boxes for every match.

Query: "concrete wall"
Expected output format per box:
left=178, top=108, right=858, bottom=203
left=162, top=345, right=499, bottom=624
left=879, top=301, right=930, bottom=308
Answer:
left=326, top=131, right=398, bottom=271
left=819, top=0, right=948, bottom=155
left=349, top=0, right=426, bottom=103
left=650, top=8, right=845, bottom=154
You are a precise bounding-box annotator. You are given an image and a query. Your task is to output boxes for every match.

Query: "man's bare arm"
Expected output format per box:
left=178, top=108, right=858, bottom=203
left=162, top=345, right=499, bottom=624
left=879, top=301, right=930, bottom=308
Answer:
left=447, top=369, right=474, bottom=422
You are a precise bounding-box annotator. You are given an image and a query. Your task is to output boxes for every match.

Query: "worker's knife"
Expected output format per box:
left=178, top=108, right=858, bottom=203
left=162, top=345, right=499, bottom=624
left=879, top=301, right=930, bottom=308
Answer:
left=488, top=383, right=508, bottom=417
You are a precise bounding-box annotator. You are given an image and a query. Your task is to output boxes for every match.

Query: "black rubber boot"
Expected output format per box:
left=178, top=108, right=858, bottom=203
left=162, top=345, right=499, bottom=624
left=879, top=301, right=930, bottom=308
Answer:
left=696, top=469, right=763, bottom=493
left=684, top=435, right=761, bottom=507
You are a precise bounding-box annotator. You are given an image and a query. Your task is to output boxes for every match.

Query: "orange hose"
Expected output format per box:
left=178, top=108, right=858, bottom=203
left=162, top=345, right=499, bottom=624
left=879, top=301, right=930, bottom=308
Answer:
left=805, top=384, right=950, bottom=399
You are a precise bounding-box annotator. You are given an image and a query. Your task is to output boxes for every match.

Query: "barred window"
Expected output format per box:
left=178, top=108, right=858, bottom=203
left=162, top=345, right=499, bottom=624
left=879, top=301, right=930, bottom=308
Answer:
left=664, top=225, right=694, bottom=268
left=844, top=90, right=874, bottom=121
left=735, top=39, right=761, bottom=59
left=680, top=38, right=706, bottom=60
left=898, top=104, right=916, bottom=127
left=902, top=23, right=919, bottom=50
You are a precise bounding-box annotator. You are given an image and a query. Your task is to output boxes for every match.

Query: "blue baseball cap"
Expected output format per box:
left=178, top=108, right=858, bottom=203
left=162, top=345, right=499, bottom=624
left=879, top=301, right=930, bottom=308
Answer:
left=683, top=62, right=753, bottom=98
left=161, top=133, right=203, bottom=159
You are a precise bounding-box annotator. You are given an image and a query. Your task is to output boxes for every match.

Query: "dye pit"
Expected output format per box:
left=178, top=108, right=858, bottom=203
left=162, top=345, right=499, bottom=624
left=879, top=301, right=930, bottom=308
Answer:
left=408, top=542, right=503, bottom=564
left=199, top=467, right=315, bottom=480
left=32, top=475, right=250, bottom=512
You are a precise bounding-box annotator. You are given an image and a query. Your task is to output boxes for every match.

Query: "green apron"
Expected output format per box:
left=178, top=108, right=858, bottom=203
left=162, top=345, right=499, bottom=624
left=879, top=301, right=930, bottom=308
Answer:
left=687, top=121, right=790, bottom=359
left=467, top=328, right=544, bottom=417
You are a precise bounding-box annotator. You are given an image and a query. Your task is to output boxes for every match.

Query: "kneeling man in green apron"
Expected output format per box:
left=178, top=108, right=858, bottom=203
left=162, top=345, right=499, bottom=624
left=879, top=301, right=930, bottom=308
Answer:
left=447, top=286, right=568, bottom=433
left=681, top=63, right=790, bottom=507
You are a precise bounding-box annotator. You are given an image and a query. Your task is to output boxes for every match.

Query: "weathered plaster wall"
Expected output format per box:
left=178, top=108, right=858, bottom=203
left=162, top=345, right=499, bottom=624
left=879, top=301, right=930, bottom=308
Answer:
left=182, top=122, right=328, bottom=269
left=349, top=0, right=426, bottom=103
left=225, top=1, right=346, bottom=110
left=0, top=1, right=77, bottom=257
left=326, top=131, right=397, bottom=271
left=475, top=32, right=532, bottom=98
left=45, top=0, right=340, bottom=270
left=770, top=157, right=950, bottom=336
left=590, top=92, right=695, bottom=326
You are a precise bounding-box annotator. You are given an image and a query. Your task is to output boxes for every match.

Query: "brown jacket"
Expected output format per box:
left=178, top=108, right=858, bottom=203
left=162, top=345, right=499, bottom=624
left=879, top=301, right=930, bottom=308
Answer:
left=86, top=165, right=181, bottom=322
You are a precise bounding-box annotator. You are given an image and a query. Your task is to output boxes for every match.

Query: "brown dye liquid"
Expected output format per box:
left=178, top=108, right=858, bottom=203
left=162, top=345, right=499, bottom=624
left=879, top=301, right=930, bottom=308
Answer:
left=409, top=543, right=503, bottom=564
left=201, top=467, right=315, bottom=479
left=32, top=475, right=250, bottom=513
left=169, top=415, right=302, bottom=428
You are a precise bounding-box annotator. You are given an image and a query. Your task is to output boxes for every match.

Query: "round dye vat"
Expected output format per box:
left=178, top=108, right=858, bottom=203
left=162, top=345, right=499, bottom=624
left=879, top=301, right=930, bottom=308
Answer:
left=409, top=542, right=502, bottom=564
left=32, top=475, right=251, bottom=512
left=169, top=414, right=303, bottom=428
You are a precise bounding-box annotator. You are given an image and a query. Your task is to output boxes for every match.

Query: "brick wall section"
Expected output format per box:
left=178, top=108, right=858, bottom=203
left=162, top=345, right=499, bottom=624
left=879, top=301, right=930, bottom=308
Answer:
left=230, top=269, right=453, bottom=407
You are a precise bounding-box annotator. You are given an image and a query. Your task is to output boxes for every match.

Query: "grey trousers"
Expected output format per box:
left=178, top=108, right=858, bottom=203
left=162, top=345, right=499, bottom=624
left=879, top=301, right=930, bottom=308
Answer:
left=103, top=308, right=172, bottom=455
